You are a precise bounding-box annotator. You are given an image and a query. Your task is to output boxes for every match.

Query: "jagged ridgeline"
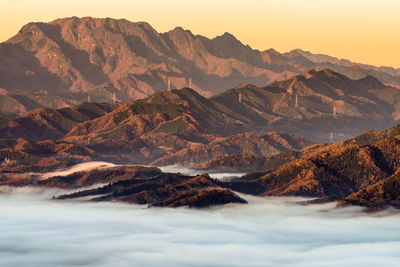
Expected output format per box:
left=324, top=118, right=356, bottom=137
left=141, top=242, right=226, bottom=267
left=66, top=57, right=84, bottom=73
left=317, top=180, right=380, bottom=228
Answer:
left=1, top=16, right=400, bottom=117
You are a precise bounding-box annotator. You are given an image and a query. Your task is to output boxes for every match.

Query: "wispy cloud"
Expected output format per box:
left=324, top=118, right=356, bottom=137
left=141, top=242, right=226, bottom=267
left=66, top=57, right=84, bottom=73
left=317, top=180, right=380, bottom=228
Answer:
left=40, top=161, right=117, bottom=180
left=1, top=190, right=400, bottom=267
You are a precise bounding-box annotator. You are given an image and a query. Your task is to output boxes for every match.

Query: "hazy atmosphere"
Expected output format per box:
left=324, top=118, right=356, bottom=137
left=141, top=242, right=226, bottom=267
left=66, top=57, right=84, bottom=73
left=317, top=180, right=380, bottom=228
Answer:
left=2, top=0, right=400, bottom=266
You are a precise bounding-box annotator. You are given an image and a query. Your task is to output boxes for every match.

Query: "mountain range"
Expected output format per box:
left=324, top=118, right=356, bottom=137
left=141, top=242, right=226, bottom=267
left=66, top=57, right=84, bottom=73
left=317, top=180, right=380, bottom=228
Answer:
left=2, top=67, right=400, bottom=170
left=4, top=121, right=400, bottom=210
left=2, top=16, right=400, bottom=210
left=1, top=17, right=400, bottom=117
left=221, top=123, right=400, bottom=207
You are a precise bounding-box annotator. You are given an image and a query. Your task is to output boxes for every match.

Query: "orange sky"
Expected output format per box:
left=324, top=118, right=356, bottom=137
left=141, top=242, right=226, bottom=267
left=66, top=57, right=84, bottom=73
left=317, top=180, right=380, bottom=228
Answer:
left=1, top=0, right=399, bottom=68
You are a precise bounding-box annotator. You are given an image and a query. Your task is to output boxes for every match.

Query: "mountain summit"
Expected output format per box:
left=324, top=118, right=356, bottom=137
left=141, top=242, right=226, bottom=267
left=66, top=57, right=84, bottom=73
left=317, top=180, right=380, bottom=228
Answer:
left=1, top=16, right=400, bottom=112
left=0, top=17, right=290, bottom=101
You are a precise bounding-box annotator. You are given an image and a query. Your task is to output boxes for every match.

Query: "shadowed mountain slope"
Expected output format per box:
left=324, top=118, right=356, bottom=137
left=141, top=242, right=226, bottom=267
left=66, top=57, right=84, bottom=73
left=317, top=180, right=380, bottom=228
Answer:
left=338, top=167, right=400, bottom=210
left=0, top=102, right=119, bottom=141
left=221, top=124, right=400, bottom=201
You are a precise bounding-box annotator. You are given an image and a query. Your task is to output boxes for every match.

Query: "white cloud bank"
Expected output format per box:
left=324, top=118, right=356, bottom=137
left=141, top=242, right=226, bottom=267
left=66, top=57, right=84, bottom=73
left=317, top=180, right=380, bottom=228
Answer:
left=1, top=190, right=400, bottom=267
left=40, top=161, right=117, bottom=180
left=158, top=165, right=247, bottom=181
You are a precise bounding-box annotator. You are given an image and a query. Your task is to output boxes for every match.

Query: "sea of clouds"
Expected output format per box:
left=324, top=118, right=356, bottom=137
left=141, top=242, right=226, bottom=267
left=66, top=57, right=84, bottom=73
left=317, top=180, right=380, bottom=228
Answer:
left=38, top=162, right=245, bottom=181
left=158, top=165, right=247, bottom=181
left=1, top=186, right=400, bottom=267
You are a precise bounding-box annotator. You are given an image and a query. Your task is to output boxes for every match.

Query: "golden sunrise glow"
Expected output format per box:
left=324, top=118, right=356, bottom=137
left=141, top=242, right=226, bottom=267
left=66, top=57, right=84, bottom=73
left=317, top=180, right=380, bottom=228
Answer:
left=1, top=0, right=399, bottom=67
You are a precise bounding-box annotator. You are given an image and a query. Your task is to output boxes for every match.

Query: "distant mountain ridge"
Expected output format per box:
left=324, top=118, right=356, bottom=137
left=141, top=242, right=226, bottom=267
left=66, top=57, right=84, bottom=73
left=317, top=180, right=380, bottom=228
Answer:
left=0, top=91, right=312, bottom=167
left=211, top=69, right=400, bottom=141
left=1, top=16, right=400, bottom=117
left=2, top=67, right=400, bottom=169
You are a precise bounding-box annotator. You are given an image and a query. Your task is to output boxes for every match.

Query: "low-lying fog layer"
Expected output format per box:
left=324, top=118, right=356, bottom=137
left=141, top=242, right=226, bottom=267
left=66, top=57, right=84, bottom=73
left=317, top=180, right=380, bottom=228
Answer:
left=1, top=188, right=400, bottom=267
left=39, top=162, right=246, bottom=181
left=158, top=165, right=247, bottom=181
left=40, top=161, right=117, bottom=179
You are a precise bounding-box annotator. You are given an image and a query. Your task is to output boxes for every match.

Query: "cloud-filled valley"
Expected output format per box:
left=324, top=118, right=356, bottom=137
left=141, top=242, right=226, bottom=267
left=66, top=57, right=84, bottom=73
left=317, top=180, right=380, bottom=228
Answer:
left=0, top=12, right=400, bottom=267
left=1, top=189, right=400, bottom=267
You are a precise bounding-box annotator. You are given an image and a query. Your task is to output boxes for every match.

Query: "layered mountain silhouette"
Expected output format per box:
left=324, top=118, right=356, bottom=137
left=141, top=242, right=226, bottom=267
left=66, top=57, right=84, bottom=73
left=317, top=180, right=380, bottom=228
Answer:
left=1, top=17, right=400, bottom=117
left=211, top=69, right=400, bottom=141
left=1, top=17, right=400, bottom=210
left=2, top=68, right=400, bottom=170
left=0, top=90, right=81, bottom=117
left=0, top=102, right=119, bottom=140
left=221, top=123, right=400, bottom=209
left=152, top=132, right=311, bottom=166
left=1, top=81, right=400, bottom=209
left=5, top=121, right=400, bottom=209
